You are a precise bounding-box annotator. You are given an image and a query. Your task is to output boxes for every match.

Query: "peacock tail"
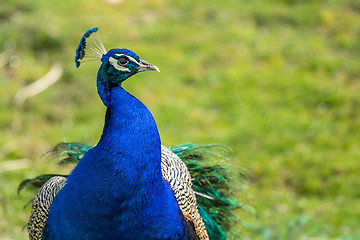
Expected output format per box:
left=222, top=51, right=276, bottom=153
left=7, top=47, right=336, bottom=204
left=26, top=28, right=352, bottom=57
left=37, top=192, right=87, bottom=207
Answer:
left=170, top=144, right=247, bottom=239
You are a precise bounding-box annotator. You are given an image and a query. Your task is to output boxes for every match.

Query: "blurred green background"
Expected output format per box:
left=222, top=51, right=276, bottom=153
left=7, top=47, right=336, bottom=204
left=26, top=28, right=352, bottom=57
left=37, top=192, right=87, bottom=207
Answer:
left=1, top=0, right=360, bottom=239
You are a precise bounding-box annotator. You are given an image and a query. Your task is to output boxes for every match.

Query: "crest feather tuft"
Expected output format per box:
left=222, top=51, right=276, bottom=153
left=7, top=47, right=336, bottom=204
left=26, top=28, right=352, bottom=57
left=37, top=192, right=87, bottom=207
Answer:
left=75, top=27, right=107, bottom=68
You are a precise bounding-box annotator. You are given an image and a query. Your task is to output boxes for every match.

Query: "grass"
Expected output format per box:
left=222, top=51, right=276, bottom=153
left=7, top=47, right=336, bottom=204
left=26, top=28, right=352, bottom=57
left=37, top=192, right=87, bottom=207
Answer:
left=1, top=0, right=360, bottom=239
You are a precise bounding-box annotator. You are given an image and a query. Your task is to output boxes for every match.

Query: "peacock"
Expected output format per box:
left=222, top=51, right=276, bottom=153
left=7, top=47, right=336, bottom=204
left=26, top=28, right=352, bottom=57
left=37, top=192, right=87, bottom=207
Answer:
left=19, top=27, right=245, bottom=240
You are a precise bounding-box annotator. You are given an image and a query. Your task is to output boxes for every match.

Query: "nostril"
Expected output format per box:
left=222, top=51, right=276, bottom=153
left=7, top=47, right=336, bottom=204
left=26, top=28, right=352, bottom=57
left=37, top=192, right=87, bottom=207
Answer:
left=140, top=60, right=150, bottom=66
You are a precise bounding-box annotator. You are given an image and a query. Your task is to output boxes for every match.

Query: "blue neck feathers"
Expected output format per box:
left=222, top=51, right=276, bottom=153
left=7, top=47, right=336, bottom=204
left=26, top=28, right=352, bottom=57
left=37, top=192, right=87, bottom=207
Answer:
left=95, top=64, right=163, bottom=188
left=96, top=85, right=163, bottom=184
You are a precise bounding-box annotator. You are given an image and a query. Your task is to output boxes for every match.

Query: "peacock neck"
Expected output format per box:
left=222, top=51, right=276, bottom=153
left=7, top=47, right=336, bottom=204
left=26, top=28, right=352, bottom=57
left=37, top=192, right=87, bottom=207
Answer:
left=95, top=85, right=163, bottom=184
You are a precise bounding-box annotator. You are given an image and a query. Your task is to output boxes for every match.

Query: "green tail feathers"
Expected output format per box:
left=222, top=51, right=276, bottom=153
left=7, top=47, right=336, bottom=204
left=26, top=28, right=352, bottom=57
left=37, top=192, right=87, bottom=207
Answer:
left=44, top=142, right=92, bottom=164
left=169, top=143, right=248, bottom=239
left=18, top=143, right=91, bottom=193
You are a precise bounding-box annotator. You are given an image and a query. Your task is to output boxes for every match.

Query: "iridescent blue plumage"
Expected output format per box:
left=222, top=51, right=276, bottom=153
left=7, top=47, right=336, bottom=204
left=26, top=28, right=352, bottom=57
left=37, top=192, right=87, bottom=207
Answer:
left=45, top=87, right=195, bottom=239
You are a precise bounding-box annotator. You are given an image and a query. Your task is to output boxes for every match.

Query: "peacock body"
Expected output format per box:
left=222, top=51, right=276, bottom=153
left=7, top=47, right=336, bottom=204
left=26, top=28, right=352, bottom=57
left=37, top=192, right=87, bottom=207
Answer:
left=19, top=28, right=243, bottom=240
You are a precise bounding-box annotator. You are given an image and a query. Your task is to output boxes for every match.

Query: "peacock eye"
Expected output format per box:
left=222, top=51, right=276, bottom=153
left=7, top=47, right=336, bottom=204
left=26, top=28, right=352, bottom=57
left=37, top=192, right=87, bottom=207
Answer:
left=117, top=57, right=129, bottom=65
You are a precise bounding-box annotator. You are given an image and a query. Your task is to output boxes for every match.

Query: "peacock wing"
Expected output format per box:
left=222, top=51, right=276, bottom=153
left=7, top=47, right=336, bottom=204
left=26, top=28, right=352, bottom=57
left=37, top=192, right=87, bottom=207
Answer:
left=28, top=176, right=67, bottom=240
left=161, top=145, right=209, bottom=240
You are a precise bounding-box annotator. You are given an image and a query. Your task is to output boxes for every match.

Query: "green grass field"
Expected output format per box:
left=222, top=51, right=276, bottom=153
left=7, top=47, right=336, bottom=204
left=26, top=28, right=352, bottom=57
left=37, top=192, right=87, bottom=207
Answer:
left=1, top=0, right=360, bottom=239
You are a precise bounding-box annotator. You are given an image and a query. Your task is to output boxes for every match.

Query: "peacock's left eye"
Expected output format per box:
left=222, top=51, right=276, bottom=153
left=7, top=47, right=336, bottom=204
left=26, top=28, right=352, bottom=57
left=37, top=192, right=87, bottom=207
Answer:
left=117, top=57, right=129, bottom=65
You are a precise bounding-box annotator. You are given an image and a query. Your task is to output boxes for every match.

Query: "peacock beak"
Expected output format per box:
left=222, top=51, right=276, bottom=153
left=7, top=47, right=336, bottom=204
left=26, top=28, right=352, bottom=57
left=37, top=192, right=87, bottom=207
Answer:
left=136, top=59, right=160, bottom=73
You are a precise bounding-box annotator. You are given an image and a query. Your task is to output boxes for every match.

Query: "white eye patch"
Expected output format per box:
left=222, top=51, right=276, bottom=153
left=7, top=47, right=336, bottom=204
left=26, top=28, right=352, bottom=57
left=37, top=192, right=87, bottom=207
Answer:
left=115, top=54, right=140, bottom=65
left=109, top=57, right=131, bottom=72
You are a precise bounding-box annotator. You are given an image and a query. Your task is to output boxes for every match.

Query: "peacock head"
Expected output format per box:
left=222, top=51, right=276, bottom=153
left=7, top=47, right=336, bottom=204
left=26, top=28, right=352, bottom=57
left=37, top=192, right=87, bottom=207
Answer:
left=75, top=27, right=159, bottom=106
left=99, top=48, right=159, bottom=83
